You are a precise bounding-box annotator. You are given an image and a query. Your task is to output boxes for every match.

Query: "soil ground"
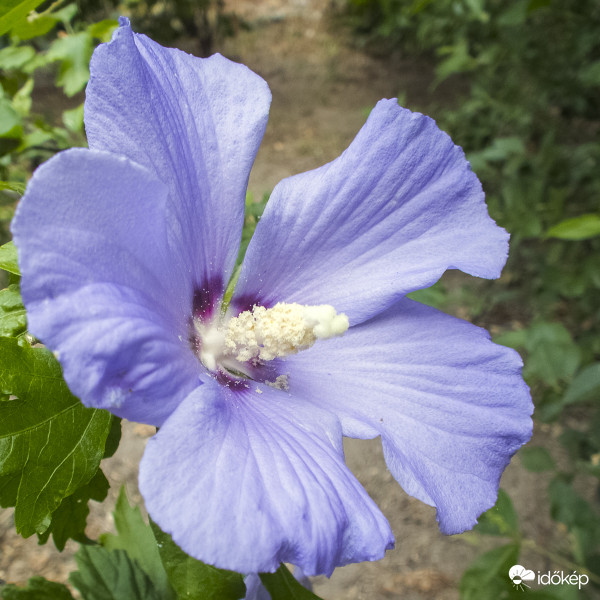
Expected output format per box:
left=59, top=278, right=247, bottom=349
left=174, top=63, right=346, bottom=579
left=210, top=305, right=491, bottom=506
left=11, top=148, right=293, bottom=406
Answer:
left=0, top=1, right=581, bottom=599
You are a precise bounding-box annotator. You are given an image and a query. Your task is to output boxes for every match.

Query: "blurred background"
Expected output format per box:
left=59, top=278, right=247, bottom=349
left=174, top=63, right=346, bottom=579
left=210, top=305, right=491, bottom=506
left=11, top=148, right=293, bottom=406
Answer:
left=0, top=0, right=599, bottom=598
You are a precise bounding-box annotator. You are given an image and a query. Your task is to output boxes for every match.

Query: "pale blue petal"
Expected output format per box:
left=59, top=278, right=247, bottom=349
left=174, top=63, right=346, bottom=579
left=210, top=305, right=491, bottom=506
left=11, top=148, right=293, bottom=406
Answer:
left=233, top=100, right=507, bottom=323
left=282, top=298, right=533, bottom=533
left=85, top=18, right=271, bottom=291
left=11, top=149, right=201, bottom=425
left=139, top=380, right=394, bottom=576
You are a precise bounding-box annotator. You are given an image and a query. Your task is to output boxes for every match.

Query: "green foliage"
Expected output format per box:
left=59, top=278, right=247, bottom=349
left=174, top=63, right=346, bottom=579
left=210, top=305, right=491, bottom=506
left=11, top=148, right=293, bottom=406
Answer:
left=150, top=519, right=246, bottom=600
left=101, top=488, right=175, bottom=599
left=348, top=0, right=600, bottom=597
left=1, top=576, right=75, bottom=599
left=0, top=0, right=46, bottom=37
left=519, top=447, right=556, bottom=472
left=473, top=489, right=519, bottom=538
left=69, top=546, right=163, bottom=600
left=459, top=543, right=519, bottom=600
left=260, top=565, right=323, bottom=600
left=37, top=470, right=109, bottom=550
left=0, top=338, right=113, bottom=536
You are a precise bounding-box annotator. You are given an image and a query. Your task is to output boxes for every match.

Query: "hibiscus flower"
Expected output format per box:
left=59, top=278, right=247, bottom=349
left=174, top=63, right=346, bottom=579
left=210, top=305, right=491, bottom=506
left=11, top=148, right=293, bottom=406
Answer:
left=11, top=18, right=532, bottom=577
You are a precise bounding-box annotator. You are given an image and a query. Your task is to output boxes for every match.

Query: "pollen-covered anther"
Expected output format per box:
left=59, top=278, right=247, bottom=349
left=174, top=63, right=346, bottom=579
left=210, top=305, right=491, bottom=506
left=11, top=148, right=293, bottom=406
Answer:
left=224, top=302, right=349, bottom=362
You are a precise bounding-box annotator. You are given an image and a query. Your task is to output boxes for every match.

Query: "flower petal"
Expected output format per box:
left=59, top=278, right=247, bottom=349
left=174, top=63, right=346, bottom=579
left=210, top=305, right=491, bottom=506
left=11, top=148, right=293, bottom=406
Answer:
left=12, top=148, right=201, bottom=425
left=282, top=298, right=533, bottom=534
left=139, top=380, right=394, bottom=576
left=85, top=18, right=271, bottom=289
left=234, top=100, right=507, bottom=323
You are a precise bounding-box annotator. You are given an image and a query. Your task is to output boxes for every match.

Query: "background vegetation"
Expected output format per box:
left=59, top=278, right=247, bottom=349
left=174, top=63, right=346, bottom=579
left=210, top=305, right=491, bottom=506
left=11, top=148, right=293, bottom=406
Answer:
left=348, top=0, right=600, bottom=597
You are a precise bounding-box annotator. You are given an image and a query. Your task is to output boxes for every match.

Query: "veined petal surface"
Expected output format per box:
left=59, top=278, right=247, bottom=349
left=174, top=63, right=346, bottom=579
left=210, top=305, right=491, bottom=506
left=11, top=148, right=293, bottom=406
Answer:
left=85, top=18, right=271, bottom=289
left=139, top=380, right=394, bottom=576
left=282, top=298, right=533, bottom=534
left=234, top=100, right=507, bottom=323
left=11, top=149, right=200, bottom=425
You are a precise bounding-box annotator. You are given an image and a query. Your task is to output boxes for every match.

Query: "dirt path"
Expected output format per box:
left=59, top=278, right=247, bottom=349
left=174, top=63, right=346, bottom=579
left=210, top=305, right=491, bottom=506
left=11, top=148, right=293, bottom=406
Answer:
left=0, top=2, right=559, bottom=599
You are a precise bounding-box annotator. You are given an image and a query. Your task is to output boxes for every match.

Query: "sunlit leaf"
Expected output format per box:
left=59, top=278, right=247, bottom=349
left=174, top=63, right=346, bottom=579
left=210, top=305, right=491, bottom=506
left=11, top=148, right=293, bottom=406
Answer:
left=0, top=45, right=35, bottom=70
left=0, top=0, right=46, bottom=36
left=0, top=283, right=27, bottom=337
left=0, top=338, right=112, bottom=536
left=546, top=214, right=600, bottom=241
left=473, top=489, right=519, bottom=537
left=47, top=31, right=94, bottom=97
left=0, top=241, right=21, bottom=278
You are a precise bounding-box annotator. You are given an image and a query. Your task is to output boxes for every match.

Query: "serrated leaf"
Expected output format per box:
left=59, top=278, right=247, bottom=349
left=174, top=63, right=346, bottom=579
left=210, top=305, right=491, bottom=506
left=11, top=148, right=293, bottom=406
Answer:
left=474, top=489, right=519, bottom=537
left=520, top=446, right=556, bottom=472
left=69, top=546, right=162, bottom=600
left=150, top=519, right=245, bottom=600
left=0, top=0, right=46, bottom=36
left=1, top=575, right=75, bottom=599
left=260, top=565, right=323, bottom=600
left=0, top=241, right=21, bottom=275
left=546, top=214, right=600, bottom=241
left=0, top=338, right=112, bottom=536
left=563, top=363, right=600, bottom=406
left=46, top=31, right=93, bottom=97
left=101, top=488, right=174, bottom=599
left=37, top=469, right=109, bottom=550
left=0, top=283, right=27, bottom=337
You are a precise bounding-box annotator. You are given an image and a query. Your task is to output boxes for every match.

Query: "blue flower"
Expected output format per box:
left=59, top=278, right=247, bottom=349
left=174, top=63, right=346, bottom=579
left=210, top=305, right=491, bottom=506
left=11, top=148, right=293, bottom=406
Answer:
left=12, top=18, right=532, bottom=577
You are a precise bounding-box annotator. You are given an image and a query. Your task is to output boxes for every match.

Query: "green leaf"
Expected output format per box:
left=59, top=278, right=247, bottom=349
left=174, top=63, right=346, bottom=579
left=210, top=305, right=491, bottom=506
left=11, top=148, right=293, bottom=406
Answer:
left=260, top=564, right=324, bottom=600
left=0, top=283, right=27, bottom=337
left=0, top=98, right=23, bottom=143
left=0, top=45, right=35, bottom=70
left=62, top=104, right=84, bottom=133
left=10, top=14, right=57, bottom=40
left=0, top=241, right=21, bottom=275
left=459, top=543, right=520, bottom=600
left=0, top=338, right=112, bottom=536
left=548, top=476, right=600, bottom=560
left=563, top=363, right=600, bottom=405
left=70, top=546, right=162, bottom=600
left=1, top=576, right=75, bottom=599
left=87, top=19, right=119, bottom=43
left=37, top=469, right=109, bottom=550
left=546, top=214, right=600, bottom=241
left=150, top=519, right=245, bottom=600
left=520, top=446, right=556, bottom=472
left=101, top=488, right=174, bottom=599
left=102, top=415, right=121, bottom=458
left=523, top=322, right=581, bottom=387
left=46, top=31, right=94, bottom=97
left=0, top=181, right=26, bottom=195
left=0, top=0, right=46, bottom=36
left=474, top=489, right=520, bottom=537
